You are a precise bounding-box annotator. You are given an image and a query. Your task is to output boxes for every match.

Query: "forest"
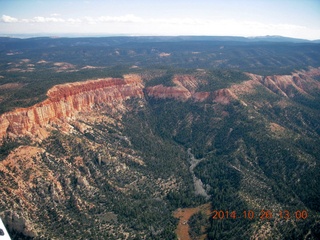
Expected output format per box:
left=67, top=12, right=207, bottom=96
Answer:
left=0, top=36, right=320, bottom=239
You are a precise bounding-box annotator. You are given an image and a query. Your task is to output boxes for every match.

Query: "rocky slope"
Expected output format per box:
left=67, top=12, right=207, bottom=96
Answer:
left=1, top=67, right=320, bottom=239
left=257, top=70, right=320, bottom=98
left=147, top=68, right=320, bottom=101
left=1, top=68, right=320, bottom=141
left=0, top=74, right=143, bottom=139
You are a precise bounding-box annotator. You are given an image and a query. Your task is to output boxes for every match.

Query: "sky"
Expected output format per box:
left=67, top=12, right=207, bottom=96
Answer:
left=0, top=0, right=320, bottom=40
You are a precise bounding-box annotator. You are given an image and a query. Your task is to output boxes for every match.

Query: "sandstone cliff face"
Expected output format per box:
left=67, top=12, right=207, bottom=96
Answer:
left=145, top=74, right=199, bottom=101
left=0, top=74, right=144, bottom=139
left=1, top=68, right=320, bottom=140
left=146, top=68, right=320, bottom=107
left=172, top=74, right=199, bottom=92
left=256, top=68, right=320, bottom=98
left=191, top=92, right=211, bottom=102
left=145, top=84, right=192, bottom=101
left=212, top=89, right=239, bottom=104
left=1, top=68, right=320, bottom=239
left=145, top=74, right=240, bottom=103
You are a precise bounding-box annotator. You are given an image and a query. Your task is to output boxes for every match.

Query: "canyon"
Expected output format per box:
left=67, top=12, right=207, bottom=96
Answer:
left=1, top=67, right=320, bottom=239
left=1, top=36, right=320, bottom=239
left=1, top=68, right=320, bottom=141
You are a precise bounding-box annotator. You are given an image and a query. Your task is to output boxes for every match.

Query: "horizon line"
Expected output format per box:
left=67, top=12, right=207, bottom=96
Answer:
left=0, top=33, right=319, bottom=41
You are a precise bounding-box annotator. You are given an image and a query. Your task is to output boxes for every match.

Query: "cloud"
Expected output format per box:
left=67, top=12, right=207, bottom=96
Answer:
left=76, top=14, right=143, bottom=25
left=1, top=14, right=319, bottom=40
left=67, top=18, right=82, bottom=24
left=0, top=14, right=256, bottom=27
left=2, top=14, right=66, bottom=24
left=1, top=15, right=18, bottom=23
left=0, top=14, right=177, bottom=25
left=33, top=17, right=65, bottom=23
left=83, top=16, right=96, bottom=24
left=20, top=16, right=65, bottom=23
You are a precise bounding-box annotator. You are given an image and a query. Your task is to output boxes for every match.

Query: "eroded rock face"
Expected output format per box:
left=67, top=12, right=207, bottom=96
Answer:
left=145, top=84, right=192, bottom=101
left=145, top=74, right=241, bottom=104
left=0, top=68, right=320, bottom=239
left=192, top=92, right=211, bottom=102
left=212, top=89, right=238, bottom=104
left=172, top=74, right=199, bottom=92
left=0, top=74, right=144, bottom=139
left=1, top=68, right=320, bottom=140
left=257, top=68, right=320, bottom=98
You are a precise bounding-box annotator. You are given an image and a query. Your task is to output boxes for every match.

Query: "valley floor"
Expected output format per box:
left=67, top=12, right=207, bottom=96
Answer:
left=174, top=203, right=211, bottom=240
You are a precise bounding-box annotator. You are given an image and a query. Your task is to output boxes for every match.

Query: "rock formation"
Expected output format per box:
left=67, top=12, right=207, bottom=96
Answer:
left=0, top=68, right=320, bottom=239
left=0, top=74, right=144, bottom=139
left=258, top=70, right=320, bottom=97
left=145, top=84, right=192, bottom=101
left=1, top=68, right=320, bottom=140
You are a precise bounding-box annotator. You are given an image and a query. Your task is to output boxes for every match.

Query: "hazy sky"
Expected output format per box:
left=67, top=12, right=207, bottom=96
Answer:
left=1, top=0, right=320, bottom=39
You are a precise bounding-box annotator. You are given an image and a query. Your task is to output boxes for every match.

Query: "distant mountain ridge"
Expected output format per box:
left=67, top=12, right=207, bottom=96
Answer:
left=0, top=35, right=318, bottom=44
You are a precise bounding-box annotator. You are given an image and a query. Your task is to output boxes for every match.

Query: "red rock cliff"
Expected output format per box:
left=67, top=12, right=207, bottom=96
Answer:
left=146, top=68, right=320, bottom=103
left=0, top=74, right=143, bottom=138
left=145, top=74, right=239, bottom=103
left=1, top=68, right=320, bottom=140
left=257, top=68, right=320, bottom=97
